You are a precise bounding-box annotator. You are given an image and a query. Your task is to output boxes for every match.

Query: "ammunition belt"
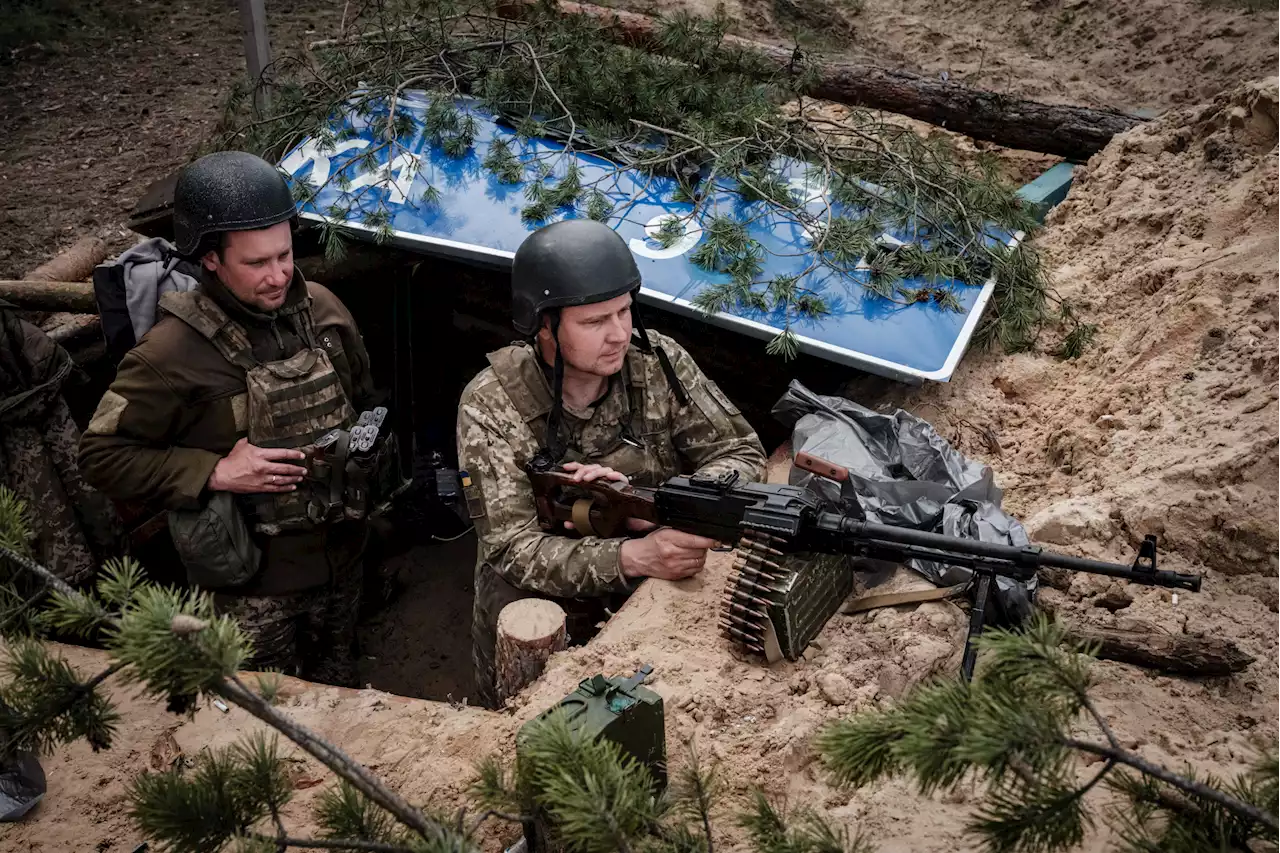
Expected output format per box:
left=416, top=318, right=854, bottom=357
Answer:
left=719, top=531, right=856, bottom=663
left=719, top=531, right=792, bottom=658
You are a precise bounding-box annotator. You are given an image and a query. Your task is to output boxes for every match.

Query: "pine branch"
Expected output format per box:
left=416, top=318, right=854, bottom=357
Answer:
left=0, top=542, right=77, bottom=598
left=247, top=833, right=417, bottom=852
left=215, top=1, right=1084, bottom=359
left=215, top=675, right=446, bottom=843
left=1062, top=738, right=1279, bottom=833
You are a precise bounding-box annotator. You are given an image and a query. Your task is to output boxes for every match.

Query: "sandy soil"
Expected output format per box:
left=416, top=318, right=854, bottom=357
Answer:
left=620, top=0, right=1278, bottom=112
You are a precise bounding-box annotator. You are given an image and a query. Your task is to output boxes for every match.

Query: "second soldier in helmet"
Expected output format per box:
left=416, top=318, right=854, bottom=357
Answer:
left=79, top=151, right=383, bottom=687
left=458, top=218, right=767, bottom=709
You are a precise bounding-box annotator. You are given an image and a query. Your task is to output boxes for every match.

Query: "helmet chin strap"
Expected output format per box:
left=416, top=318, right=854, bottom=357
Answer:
left=631, top=302, right=690, bottom=407
left=544, top=311, right=568, bottom=464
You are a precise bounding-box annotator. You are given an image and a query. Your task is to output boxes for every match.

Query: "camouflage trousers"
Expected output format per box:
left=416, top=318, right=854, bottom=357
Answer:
left=0, top=399, right=123, bottom=587
left=215, top=548, right=364, bottom=688
left=471, top=564, right=630, bottom=709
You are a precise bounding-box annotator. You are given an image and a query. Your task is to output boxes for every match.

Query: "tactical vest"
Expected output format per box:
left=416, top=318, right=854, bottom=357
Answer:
left=485, top=342, right=679, bottom=488
left=159, top=290, right=356, bottom=533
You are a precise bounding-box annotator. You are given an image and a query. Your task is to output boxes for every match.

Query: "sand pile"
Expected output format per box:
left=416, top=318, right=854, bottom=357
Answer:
left=5, top=81, right=1278, bottom=853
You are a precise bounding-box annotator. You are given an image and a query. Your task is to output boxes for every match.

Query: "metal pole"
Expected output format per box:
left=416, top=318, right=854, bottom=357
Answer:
left=237, top=0, right=273, bottom=112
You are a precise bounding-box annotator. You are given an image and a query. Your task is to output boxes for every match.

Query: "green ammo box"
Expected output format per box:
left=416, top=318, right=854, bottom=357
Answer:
left=517, top=664, right=667, bottom=790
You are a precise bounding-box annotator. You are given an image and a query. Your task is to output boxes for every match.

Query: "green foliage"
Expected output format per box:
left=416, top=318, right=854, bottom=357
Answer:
left=128, top=733, right=292, bottom=853
left=0, top=638, right=119, bottom=755
left=107, top=585, right=249, bottom=712
left=316, top=780, right=400, bottom=843
left=815, top=614, right=1279, bottom=853
left=0, top=488, right=46, bottom=637
left=253, top=670, right=285, bottom=706
left=518, top=710, right=662, bottom=852
left=738, top=791, right=875, bottom=853
left=213, top=0, right=1085, bottom=361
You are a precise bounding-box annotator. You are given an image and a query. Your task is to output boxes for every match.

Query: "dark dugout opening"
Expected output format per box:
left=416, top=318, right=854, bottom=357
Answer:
left=313, top=244, right=859, bottom=703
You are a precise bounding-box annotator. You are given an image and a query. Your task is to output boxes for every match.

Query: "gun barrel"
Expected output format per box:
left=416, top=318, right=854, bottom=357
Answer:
left=827, top=516, right=1201, bottom=592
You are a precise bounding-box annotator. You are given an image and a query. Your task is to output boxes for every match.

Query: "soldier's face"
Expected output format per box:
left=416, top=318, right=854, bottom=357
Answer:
left=202, top=222, right=295, bottom=312
left=545, top=293, right=633, bottom=377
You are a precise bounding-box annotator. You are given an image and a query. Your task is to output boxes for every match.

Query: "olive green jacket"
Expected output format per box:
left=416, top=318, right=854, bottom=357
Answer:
left=79, top=270, right=376, bottom=594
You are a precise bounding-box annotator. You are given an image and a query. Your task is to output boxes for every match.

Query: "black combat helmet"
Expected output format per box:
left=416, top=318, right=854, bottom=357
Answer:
left=510, top=218, right=641, bottom=335
left=512, top=218, right=688, bottom=465
left=171, top=151, right=297, bottom=257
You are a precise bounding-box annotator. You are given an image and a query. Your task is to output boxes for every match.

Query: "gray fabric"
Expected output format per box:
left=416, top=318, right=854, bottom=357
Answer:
left=119, top=237, right=201, bottom=342
left=169, top=490, right=262, bottom=589
left=772, top=379, right=1036, bottom=625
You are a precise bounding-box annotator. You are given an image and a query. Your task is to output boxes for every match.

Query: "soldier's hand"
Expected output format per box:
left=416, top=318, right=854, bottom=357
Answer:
left=620, top=528, right=718, bottom=581
left=207, top=438, right=307, bottom=494
left=560, top=461, right=628, bottom=485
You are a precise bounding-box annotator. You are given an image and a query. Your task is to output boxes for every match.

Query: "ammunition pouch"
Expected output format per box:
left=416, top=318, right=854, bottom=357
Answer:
left=169, top=491, right=263, bottom=589
left=251, top=420, right=411, bottom=534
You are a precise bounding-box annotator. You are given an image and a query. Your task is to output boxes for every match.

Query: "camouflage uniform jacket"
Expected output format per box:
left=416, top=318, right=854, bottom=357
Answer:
left=457, top=331, right=767, bottom=599
left=78, top=270, right=377, bottom=595
left=0, top=299, right=123, bottom=585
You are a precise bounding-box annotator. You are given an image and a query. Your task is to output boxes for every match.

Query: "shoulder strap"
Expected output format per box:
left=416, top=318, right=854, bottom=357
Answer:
left=485, top=343, right=553, bottom=432
left=158, top=291, right=257, bottom=371
left=622, top=345, right=650, bottom=432
left=281, top=292, right=319, bottom=349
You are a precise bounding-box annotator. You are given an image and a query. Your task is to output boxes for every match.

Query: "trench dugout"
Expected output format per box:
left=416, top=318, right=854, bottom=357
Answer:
left=89, top=208, right=848, bottom=702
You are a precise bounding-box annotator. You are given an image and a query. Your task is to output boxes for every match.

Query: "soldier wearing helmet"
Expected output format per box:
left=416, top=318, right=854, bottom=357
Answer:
left=457, top=218, right=767, bottom=708
left=79, top=151, right=381, bottom=686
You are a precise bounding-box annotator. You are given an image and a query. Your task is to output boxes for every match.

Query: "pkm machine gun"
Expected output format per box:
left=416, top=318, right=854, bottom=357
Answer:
left=527, top=454, right=1202, bottom=679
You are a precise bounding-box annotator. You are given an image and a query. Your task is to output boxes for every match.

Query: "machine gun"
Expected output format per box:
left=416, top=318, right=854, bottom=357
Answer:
left=527, top=453, right=1202, bottom=679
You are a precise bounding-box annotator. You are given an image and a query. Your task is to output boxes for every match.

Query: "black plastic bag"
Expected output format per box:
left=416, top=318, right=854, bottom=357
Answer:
left=0, top=750, right=46, bottom=822
left=772, top=380, right=1036, bottom=624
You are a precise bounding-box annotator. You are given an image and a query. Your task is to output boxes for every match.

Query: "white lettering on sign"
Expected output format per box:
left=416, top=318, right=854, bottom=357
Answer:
left=280, top=138, right=371, bottom=188
left=344, top=152, right=421, bottom=204
left=629, top=214, right=703, bottom=260
left=788, top=173, right=829, bottom=206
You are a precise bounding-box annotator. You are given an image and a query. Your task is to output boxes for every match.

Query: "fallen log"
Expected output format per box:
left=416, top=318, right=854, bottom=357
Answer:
left=0, top=280, right=98, bottom=314
left=495, top=598, right=568, bottom=706
left=1065, top=624, right=1254, bottom=677
left=46, top=313, right=102, bottom=346
left=24, top=236, right=109, bottom=284
left=496, top=0, right=1143, bottom=161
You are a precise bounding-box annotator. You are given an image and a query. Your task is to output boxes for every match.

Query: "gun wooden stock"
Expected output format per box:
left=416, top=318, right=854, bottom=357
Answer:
left=528, top=470, right=659, bottom=538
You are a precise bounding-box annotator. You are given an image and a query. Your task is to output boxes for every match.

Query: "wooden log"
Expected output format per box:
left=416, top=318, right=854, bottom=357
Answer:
left=24, top=236, right=109, bottom=284
left=495, top=599, right=568, bottom=705
left=0, top=280, right=98, bottom=314
left=46, top=313, right=102, bottom=345
left=496, top=0, right=1143, bottom=161
left=1064, top=624, right=1255, bottom=677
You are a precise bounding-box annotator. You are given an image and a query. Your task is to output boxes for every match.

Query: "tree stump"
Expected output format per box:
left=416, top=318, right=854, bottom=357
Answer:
left=496, top=599, right=568, bottom=706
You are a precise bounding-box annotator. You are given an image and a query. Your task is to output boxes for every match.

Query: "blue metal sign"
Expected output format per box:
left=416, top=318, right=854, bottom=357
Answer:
left=279, top=92, right=1019, bottom=382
